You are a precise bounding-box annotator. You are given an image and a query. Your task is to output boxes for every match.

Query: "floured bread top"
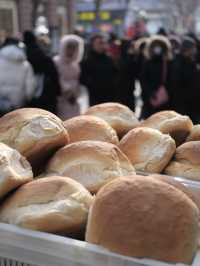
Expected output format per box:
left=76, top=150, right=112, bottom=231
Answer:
left=0, top=177, right=93, bottom=231
left=85, top=103, right=139, bottom=136
left=0, top=142, right=33, bottom=184
left=119, top=127, right=176, bottom=173
left=0, top=108, right=69, bottom=156
left=187, top=125, right=200, bottom=142
left=141, top=111, right=193, bottom=144
left=64, top=115, right=119, bottom=145
left=46, top=141, right=135, bottom=193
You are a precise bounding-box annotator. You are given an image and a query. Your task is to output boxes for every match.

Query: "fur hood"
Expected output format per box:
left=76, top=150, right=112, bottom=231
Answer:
left=145, top=35, right=172, bottom=60
left=55, top=34, right=84, bottom=64
left=134, top=37, right=149, bottom=55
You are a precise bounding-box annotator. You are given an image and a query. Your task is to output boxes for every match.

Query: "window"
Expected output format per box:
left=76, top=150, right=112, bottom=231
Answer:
left=0, top=8, right=14, bottom=34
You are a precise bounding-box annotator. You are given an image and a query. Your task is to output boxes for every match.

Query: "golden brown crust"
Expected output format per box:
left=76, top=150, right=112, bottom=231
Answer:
left=165, top=161, right=200, bottom=181
left=46, top=141, right=135, bottom=193
left=186, top=125, right=200, bottom=142
left=64, top=115, right=119, bottom=145
left=140, top=111, right=193, bottom=146
left=0, top=143, right=33, bottom=198
left=85, top=103, right=139, bottom=137
left=119, top=127, right=176, bottom=173
left=0, top=108, right=69, bottom=172
left=164, top=141, right=200, bottom=181
left=86, top=176, right=199, bottom=264
left=151, top=174, right=200, bottom=210
left=175, top=141, right=200, bottom=165
left=0, top=177, right=93, bottom=233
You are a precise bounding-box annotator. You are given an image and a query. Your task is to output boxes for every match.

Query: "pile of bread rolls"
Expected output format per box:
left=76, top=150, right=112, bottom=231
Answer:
left=0, top=104, right=199, bottom=265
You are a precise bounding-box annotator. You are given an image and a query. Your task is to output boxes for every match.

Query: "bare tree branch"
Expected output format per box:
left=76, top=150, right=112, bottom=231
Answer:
left=163, top=0, right=200, bottom=31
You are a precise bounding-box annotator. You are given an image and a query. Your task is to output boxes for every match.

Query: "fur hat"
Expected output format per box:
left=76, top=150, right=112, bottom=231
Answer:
left=134, top=37, right=149, bottom=55
left=145, top=35, right=172, bottom=60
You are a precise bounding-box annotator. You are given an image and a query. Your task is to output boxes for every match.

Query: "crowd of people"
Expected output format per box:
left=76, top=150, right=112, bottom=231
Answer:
left=0, top=30, right=200, bottom=122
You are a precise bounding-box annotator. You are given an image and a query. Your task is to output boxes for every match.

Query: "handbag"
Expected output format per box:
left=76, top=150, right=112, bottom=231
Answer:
left=150, top=58, right=169, bottom=108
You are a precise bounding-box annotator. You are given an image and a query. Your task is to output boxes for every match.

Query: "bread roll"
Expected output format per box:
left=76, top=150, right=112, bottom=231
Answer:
left=165, top=141, right=200, bottom=181
left=64, top=115, right=119, bottom=145
left=0, top=143, right=33, bottom=198
left=153, top=174, right=200, bottom=248
left=46, top=141, right=135, bottom=193
left=187, top=125, right=200, bottom=142
left=151, top=174, right=200, bottom=209
left=86, top=176, right=199, bottom=264
left=0, top=177, right=93, bottom=233
left=85, top=103, right=139, bottom=137
left=141, top=111, right=193, bottom=146
left=0, top=108, right=69, bottom=171
left=119, top=127, right=176, bottom=173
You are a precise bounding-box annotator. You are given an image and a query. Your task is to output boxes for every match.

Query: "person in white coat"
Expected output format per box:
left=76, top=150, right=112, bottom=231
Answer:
left=54, top=34, right=84, bottom=120
left=0, top=38, right=35, bottom=115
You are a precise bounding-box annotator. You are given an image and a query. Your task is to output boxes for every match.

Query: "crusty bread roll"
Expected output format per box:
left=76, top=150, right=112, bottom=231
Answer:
left=119, top=127, right=176, bottom=173
left=85, top=103, right=139, bottom=137
left=141, top=111, right=193, bottom=146
left=151, top=174, right=200, bottom=209
left=0, top=177, right=93, bottom=233
left=0, top=143, right=33, bottom=198
left=152, top=173, right=200, bottom=247
left=86, top=176, right=199, bottom=264
left=165, top=141, right=200, bottom=181
left=64, top=115, right=119, bottom=145
left=46, top=141, right=135, bottom=193
left=186, top=125, right=200, bottom=142
left=0, top=108, right=69, bottom=171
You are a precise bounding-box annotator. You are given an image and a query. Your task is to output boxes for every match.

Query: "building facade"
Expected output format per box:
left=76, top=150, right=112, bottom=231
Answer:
left=76, top=0, right=128, bottom=36
left=0, top=0, right=19, bottom=37
left=126, top=0, right=172, bottom=34
left=0, top=0, right=74, bottom=37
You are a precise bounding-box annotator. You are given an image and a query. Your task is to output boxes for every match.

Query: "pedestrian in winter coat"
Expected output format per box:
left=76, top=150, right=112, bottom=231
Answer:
left=23, top=31, right=60, bottom=114
left=169, top=36, right=200, bottom=123
left=134, top=37, right=148, bottom=83
left=54, top=34, right=84, bottom=120
left=80, top=34, right=117, bottom=106
left=116, top=40, right=137, bottom=111
left=140, top=35, right=172, bottom=118
left=169, top=35, right=181, bottom=59
left=0, top=38, right=35, bottom=116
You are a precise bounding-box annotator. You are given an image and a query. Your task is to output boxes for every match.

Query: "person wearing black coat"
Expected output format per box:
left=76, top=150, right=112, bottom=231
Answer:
left=23, top=31, right=61, bottom=114
left=140, top=36, right=172, bottom=119
left=115, top=40, right=137, bottom=111
left=80, top=34, right=117, bottom=106
left=134, top=37, right=148, bottom=83
left=169, top=37, right=200, bottom=123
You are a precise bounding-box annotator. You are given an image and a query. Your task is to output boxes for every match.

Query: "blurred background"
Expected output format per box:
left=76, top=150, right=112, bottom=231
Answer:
left=1, top=0, right=200, bottom=123
left=1, top=0, right=200, bottom=51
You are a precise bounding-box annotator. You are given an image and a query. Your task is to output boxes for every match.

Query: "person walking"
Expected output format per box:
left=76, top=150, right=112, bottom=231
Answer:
left=169, top=36, right=200, bottom=122
left=23, top=31, right=60, bottom=114
left=54, top=34, right=84, bottom=120
left=80, top=34, right=117, bottom=106
left=0, top=38, right=35, bottom=116
left=140, top=35, right=172, bottom=118
left=116, top=40, right=137, bottom=111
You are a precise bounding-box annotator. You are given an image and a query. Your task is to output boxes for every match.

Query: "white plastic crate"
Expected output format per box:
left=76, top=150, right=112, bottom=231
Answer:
left=0, top=222, right=197, bottom=266
left=0, top=175, right=199, bottom=266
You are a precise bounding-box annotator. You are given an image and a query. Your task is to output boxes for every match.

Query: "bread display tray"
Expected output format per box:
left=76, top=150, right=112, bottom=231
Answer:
left=0, top=174, right=199, bottom=266
left=0, top=220, right=198, bottom=266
